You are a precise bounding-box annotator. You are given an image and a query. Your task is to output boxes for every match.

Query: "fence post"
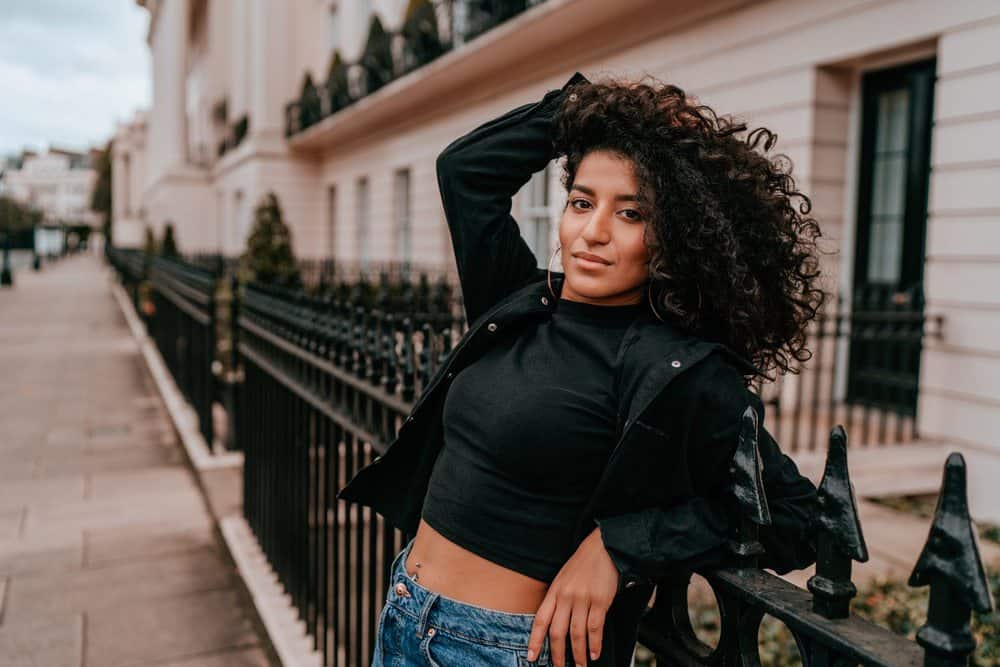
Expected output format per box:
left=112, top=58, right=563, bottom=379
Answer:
left=223, top=273, right=242, bottom=451
left=909, top=453, right=994, bottom=667
left=808, top=425, right=869, bottom=618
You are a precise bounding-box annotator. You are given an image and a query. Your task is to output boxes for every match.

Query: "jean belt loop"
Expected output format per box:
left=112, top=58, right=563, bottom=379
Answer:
left=416, top=590, right=439, bottom=639
left=393, top=536, right=415, bottom=576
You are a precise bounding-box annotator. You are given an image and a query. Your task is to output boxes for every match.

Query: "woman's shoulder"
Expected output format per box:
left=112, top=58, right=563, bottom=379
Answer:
left=623, top=315, right=761, bottom=379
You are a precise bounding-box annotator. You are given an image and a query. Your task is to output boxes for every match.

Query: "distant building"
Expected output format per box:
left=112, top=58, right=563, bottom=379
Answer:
left=122, top=0, right=1000, bottom=487
left=111, top=111, right=149, bottom=248
left=1, top=148, right=99, bottom=227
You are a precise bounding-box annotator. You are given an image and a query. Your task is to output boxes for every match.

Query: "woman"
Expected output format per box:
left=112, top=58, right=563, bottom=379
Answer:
left=336, top=70, right=824, bottom=667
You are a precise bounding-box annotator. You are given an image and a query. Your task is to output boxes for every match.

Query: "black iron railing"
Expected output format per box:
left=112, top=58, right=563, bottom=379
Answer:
left=237, top=279, right=464, bottom=665
left=284, top=0, right=548, bottom=137
left=106, top=248, right=991, bottom=666
left=752, top=292, right=944, bottom=453
left=147, top=256, right=219, bottom=447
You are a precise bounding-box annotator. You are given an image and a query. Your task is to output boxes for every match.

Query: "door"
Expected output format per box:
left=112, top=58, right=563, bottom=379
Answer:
left=847, top=58, right=936, bottom=414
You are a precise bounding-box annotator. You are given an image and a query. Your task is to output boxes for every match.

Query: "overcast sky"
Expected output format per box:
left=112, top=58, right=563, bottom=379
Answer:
left=0, top=0, right=151, bottom=156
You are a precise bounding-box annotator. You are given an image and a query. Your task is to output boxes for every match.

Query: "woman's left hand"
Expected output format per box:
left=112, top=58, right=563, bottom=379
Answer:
left=527, top=526, right=619, bottom=667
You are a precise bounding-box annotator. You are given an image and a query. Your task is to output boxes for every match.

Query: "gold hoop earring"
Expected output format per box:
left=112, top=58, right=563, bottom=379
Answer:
left=647, top=281, right=666, bottom=322
left=546, top=243, right=562, bottom=300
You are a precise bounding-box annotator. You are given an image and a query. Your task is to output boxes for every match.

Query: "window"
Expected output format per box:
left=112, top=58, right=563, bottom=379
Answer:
left=327, top=184, right=338, bottom=257
left=356, top=176, right=370, bottom=270
left=393, top=168, right=412, bottom=269
left=521, top=165, right=552, bottom=269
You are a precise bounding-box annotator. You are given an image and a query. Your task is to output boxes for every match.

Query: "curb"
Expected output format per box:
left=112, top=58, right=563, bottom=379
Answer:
left=221, top=516, right=324, bottom=667
left=107, top=268, right=324, bottom=667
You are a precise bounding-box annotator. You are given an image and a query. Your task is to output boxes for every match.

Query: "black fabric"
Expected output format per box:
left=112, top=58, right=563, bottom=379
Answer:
left=422, top=297, right=645, bottom=582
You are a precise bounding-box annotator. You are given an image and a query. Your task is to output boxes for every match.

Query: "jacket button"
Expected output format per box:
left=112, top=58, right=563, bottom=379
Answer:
left=624, top=579, right=637, bottom=589
left=540, top=296, right=549, bottom=306
left=671, top=360, right=682, bottom=368
left=487, top=322, right=498, bottom=332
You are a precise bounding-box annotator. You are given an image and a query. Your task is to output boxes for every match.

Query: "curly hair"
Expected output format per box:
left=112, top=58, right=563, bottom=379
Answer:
left=552, top=73, right=830, bottom=382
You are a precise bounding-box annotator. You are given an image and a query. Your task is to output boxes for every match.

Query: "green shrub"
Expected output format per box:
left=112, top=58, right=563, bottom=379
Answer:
left=238, top=191, right=300, bottom=287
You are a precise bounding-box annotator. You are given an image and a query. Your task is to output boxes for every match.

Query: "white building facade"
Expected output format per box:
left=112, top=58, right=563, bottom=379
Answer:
left=2, top=149, right=99, bottom=227
left=118, top=0, right=1000, bottom=499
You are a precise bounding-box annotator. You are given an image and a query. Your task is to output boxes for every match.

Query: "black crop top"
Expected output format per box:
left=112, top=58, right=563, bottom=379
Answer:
left=420, top=295, right=645, bottom=583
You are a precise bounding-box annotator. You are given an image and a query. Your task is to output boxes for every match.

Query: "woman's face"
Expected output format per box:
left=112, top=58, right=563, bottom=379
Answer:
left=557, top=150, right=651, bottom=306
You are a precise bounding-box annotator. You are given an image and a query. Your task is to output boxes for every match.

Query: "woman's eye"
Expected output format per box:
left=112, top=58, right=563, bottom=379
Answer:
left=570, top=199, right=643, bottom=221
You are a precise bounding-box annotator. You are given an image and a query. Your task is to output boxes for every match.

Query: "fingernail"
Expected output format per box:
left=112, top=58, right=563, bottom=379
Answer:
left=591, top=652, right=598, bottom=660
left=527, top=650, right=535, bottom=661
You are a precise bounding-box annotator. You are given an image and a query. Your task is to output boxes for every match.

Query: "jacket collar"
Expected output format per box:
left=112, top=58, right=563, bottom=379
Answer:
left=497, top=271, right=763, bottom=379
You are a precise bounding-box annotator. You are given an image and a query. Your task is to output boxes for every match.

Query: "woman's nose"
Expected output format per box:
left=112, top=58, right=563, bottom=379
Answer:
left=581, top=212, right=613, bottom=243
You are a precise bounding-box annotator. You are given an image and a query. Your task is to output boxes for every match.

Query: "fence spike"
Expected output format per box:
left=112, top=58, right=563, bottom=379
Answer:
left=730, top=405, right=771, bottom=525
left=727, top=405, right=770, bottom=560
left=808, top=424, right=869, bottom=618
left=909, top=452, right=994, bottom=667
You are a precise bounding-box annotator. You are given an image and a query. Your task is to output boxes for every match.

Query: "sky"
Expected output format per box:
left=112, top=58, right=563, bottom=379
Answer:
left=0, top=0, right=151, bottom=156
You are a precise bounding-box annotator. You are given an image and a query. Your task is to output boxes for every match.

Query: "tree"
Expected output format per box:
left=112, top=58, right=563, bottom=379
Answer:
left=239, top=191, right=300, bottom=287
left=142, top=225, right=157, bottom=257
left=160, top=222, right=179, bottom=258
left=91, top=141, right=112, bottom=245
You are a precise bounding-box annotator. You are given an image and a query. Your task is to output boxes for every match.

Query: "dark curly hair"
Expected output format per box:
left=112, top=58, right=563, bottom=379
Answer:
left=552, top=73, right=830, bottom=382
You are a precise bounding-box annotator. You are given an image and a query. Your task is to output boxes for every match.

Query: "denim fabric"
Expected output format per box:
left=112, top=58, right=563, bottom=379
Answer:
left=372, top=537, right=552, bottom=667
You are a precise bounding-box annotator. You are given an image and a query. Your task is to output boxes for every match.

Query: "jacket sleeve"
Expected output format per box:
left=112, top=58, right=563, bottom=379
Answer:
left=594, top=357, right=818, bottom=592
left=436, top=71, right=590, bottom=325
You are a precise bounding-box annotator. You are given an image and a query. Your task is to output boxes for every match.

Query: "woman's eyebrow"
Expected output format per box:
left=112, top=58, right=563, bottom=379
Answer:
left=570, top=184, right=639, bottom=202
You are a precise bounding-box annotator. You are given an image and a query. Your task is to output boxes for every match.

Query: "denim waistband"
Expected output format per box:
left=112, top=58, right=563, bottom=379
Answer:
left=385, top=537, right=551, bottom=662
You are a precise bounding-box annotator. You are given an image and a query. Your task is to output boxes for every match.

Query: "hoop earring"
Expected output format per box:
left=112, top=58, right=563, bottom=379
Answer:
left=647, top=281, right=666, bottom=322
left=546, top=243, right=562, bottom=300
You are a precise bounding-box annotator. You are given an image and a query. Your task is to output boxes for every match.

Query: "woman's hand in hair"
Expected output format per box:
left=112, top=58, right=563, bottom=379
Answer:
left=527, top=526, right=618, bottom=667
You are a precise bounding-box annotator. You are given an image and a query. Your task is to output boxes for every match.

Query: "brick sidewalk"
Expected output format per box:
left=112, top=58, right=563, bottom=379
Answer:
left=0, top=255, right=275, bottom=667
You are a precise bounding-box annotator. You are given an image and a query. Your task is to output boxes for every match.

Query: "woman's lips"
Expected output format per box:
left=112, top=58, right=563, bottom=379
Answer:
left=574, top=254, right=610, bottom=269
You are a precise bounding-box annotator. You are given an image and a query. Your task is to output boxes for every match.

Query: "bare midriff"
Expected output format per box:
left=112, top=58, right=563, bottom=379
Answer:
left=404, top=518, right=550, bottom=614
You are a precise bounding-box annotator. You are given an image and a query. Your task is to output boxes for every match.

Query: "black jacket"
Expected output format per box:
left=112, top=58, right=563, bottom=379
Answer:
left=336, top=71, right=819, bottom=667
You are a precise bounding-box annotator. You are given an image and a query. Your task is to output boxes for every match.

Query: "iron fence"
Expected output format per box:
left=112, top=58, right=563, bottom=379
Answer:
left=104, top=248, right=992, bottom=666
left=147, top=256, right=219, bottom=448
left=231, top=282, right=990, bottom=667
left=236, top=279, right=466, bottom=665
left=752, top=292, right=944, bottom=453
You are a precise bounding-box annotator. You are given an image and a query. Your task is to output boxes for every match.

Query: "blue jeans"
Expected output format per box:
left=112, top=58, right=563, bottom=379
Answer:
left=372, top=537, right=552, bottom=666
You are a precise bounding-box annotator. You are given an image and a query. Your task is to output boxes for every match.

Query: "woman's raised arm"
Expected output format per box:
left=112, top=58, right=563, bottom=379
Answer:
left=436, top=71, right=589, bottom=325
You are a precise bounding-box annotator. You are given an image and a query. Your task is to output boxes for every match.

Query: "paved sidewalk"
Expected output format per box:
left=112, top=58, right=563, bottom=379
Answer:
left=0, top=255, right=275, bottom=667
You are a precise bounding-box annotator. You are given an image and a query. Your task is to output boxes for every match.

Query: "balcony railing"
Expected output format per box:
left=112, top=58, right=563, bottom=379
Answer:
left=284, top=0, right=548, bottom=138
left=217, top=114, right=250, bottom=158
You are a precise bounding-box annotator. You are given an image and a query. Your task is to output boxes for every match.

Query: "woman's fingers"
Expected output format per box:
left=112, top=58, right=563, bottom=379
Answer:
left=527, top=594, right=555, bottom=663
left=548, top=598, right=573, bottom=667
left=570, top=597, right=591, bottom=667
left=586, top=602, right=607, bottom=661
